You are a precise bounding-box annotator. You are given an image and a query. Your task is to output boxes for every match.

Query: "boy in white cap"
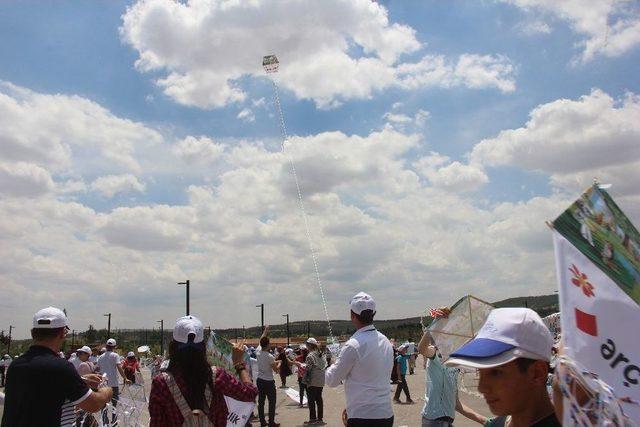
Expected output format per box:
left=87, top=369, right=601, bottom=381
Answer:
left=97, top=337, right=130, bottom=424
left=1, top=307, right=112, bottom=426
left=326, top=292, right=394, bottom=427
left=446, top=308, right=560, bottom=427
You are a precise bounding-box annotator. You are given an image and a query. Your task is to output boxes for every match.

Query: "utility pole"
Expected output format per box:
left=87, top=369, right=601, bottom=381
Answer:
left=307, top=321, right=310, bottom=338
left=256, top=304, right=264, bottom=332
left=242, top=325, right=246, bottom=339
left=157, top=320, right=164, bottom=355
left=282, top=314, right=290, bottom=346
left=71, top=330, right=76, bottom=347
left=103, top=313, right=111, bottom=338
left=178, top=280, right=190, bottom=315
left=7, top=325, right=14, bottom=354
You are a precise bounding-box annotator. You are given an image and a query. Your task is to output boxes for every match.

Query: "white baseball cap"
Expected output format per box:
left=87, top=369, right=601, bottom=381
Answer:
left=33, top=307, right=69, bottom=329
left=76, top=346, right=92, bottom=355
left=127, top=351, right=135, bottom=358
left=306, top=337, right=318, bottom=346
left=299, top=344, right=307, bottom=350
left=349, top=292, right=376, bottom=315
left=173, top=315, right=204, bottom=344
left=446, top=308, right=553, bottom=369
left=106, top=338, right=116, bottom=347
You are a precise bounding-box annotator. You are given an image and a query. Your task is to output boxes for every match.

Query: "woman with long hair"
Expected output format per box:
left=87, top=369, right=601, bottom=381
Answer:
left=148, top=315, right=258, bottom=426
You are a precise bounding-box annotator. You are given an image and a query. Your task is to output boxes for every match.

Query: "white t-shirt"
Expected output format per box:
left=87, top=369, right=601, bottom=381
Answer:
left=257, top=350, right=275, bottom=381
left=97, top=351, right=121, bottom=387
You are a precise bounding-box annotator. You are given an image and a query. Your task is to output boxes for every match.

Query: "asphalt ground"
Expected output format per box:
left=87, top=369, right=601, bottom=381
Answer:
left=0, top=359, right=493, bottom=426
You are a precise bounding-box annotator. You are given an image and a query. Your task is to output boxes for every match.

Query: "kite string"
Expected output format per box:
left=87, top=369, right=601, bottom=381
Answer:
left=270, top=79, right=334, bottom=341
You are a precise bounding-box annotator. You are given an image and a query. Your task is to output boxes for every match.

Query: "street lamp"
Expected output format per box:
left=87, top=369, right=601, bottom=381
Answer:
left=103, top=313, right=111, bottom=338
left=256, top=304, right=264, bottom=332
left=282, top=314, right=290, bottom=346
left=7, top=325, right=14, bottom=354
left=178, top=280, right=190, bottom=315
left=157, top=320, right=164, bottom=355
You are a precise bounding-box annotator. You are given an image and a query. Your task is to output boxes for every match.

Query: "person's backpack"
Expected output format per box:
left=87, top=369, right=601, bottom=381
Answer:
left=161, top=367, right=216, bottom=426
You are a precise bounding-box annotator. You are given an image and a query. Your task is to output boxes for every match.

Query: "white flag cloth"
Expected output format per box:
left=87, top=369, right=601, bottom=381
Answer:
left=553, top=231, right=640, bottom=422
left=224, top=396, right=255, bottom=427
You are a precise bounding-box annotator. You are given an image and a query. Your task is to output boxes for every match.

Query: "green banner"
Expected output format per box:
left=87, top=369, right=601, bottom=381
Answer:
left=553, top=184, right=640, bottom=305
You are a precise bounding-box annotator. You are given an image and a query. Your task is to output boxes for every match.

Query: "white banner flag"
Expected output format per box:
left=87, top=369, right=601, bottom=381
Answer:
left=224, top=396, right=255, bottom=427
left=553, top=231, right=640, bottom=422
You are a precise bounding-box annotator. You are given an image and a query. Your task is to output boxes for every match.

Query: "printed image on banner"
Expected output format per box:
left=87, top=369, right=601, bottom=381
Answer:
left=553, top=185, right=640, bottom=422
left=427, top=295, right=493, bottom=361
left=207, top=332, right=235, bottom=372
left=553, top=184, right=640, bottom=304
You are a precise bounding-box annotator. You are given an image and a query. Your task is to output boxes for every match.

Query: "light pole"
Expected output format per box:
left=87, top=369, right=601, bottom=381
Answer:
left=103, top=313, right=111, bottom=338
left=7, top=325, right=14, bottom=354
left=256, top=304, right=264, bottom=332
left=71, top=330, right=76, bottom=347
left=157, top=320, right=164, bottom=355
left=282, top=314, right=290, bottom=346
left=178, top=280, right=190, bottom=315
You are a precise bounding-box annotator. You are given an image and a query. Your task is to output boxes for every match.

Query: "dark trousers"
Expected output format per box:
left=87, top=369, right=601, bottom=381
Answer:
left=394, top=374, right=411, bottom=400
left=0, top=368, right=4, bottom=387
left=347, top=416, right=394, bottom=426
left=298, top=377, right=307, bottom=405
left=307, top=386, right=323, bottom=421
left=257, top=378, right=276, bottom=426
left=102, top=386, right=119, bottom=424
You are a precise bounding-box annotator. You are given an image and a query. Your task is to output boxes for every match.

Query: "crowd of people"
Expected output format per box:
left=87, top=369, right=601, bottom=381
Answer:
left=1, top=292, right=567, bottom=426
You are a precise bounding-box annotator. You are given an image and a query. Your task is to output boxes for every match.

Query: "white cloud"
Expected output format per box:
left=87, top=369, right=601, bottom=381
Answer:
left=120, top=0, right=517, bottom=109
left=396, top=54, right=516, bottom=93
left=383, top=112, right=412, bottom=124
left=414, top=153, right=488, bottom=192
left=90, top=174, right=146, bottom=198
left=0, top=81, right=163, bottom=174
left=0, top=162, right=54, bottom=197
left=515, top=19, right=552, bottom=36
left=237, top=108, right=255, bottom=122
left=499, top=0, right=640, bottom=62
left=471, top=89, right=640, bottom=173
left=172, top=136, right=225, bottom=164
left=470, top=88, right=640, bottom=216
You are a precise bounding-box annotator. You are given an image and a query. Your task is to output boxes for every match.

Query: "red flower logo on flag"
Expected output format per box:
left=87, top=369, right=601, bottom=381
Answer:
left=569, top=264, right=595, bottom=297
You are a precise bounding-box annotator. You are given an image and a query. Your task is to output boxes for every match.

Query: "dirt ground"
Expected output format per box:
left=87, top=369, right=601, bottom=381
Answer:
left=0, top=360, right=492, bottom=427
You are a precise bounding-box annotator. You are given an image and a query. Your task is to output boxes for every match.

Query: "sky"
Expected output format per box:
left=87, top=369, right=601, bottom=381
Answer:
left=1, top=0, right=640, bottom=339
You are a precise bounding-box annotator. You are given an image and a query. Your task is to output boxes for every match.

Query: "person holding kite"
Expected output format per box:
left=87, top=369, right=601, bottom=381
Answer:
left=418, top=306, right=487, bottom=426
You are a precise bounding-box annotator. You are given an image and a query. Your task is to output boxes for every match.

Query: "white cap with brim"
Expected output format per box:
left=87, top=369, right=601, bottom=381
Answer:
left=350, top=292, right=376, bottom=315
left=306, top=337, right=318, bottom=346
left=76, top=346, right=92, bottom=355
left=33, top=307, right=69, bottom=329
left=127, top=351, right=135, bottom=358
left=173, top=315, right=204, bottom=344
left=444, top=307, right=553, bottom=369
left=106, top=338, right=116, bottom=347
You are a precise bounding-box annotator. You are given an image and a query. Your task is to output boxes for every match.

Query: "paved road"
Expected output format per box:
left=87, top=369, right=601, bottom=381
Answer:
left=1, top=360, right=492, bottom=426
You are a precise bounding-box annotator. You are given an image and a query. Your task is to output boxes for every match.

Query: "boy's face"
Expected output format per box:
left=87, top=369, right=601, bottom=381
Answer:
left=477, top=360, right=545, bottom=416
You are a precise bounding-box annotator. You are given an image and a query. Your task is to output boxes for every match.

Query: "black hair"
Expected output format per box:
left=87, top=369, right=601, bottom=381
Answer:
left=514, top=357, right=543, bottom=373
left=31, top=327, right=65, bottom=341
left=260, top=336, right=270, bottom=348
left=352, top=309, right=375, bottom=325
left=167, top=335, right=213, bottom=411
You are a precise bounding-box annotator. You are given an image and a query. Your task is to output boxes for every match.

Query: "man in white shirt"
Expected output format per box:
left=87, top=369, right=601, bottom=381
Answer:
left=96, top=338, right=129, bottom=425
left=326, top=292, right=394, bottom=427
left=256, top=326, right=281, bottom=427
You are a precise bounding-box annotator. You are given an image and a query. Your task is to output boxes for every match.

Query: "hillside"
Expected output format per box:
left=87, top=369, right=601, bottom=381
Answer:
left=5, top=294, right=559, bottom=355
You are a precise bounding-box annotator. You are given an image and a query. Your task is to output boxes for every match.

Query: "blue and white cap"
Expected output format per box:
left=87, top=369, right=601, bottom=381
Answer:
left=445, top=308, right=553, bottom=369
